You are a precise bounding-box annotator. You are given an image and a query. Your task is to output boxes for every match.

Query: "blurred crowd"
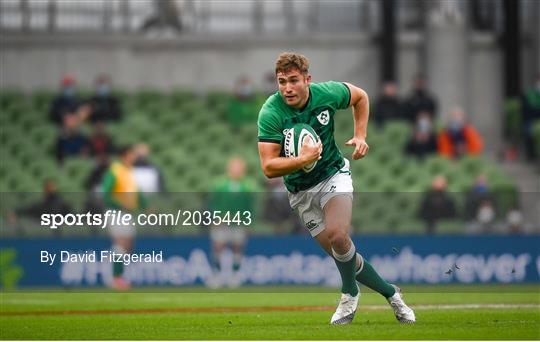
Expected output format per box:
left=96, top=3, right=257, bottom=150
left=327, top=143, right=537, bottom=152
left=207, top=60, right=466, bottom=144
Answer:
left=51, top=74, right=120, bottom=164
left=372, top=74, right=536, bottom=234
left=6, top=71, right=537, bottom=238
left=373, top=75, right=484, bottom=161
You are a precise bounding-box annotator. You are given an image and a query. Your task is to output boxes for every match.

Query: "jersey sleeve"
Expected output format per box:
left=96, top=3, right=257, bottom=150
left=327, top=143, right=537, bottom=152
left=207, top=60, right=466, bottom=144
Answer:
left=320, top=81, right=351, bottom=110
left=257, top=105, right=283, bottom=144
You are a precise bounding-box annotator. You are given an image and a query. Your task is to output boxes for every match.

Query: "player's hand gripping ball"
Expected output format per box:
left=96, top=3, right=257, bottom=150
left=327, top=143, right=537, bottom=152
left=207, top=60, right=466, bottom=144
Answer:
left=283, top=123, right=320, bottom=173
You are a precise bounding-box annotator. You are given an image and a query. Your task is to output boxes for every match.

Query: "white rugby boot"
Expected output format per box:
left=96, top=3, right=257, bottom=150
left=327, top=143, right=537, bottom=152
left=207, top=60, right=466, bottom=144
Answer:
left=330, top=288, right=360, bottom=325
left=386, top=284, right=416, bottom=324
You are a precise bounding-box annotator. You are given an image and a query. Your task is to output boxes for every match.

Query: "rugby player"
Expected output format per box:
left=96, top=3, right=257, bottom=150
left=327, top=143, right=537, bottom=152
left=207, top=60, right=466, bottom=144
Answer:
left=257, top=52, right=415, bottom=325
left=102, top=145, right=146, bottom=290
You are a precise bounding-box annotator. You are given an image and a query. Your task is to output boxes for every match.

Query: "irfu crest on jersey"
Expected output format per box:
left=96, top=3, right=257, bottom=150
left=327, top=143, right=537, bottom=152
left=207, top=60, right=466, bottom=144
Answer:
left=317, top=110, right=330, bottom=125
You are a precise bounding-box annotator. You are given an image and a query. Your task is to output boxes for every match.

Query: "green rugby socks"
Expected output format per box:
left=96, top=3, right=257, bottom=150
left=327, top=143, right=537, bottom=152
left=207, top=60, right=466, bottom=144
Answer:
left=332, top=243, right=359, bottom=297
left=355, top=253, right=396, bottom=298
left=113, top=260, right=124, bottom=277
left=112, top=244, right=125, bottom=277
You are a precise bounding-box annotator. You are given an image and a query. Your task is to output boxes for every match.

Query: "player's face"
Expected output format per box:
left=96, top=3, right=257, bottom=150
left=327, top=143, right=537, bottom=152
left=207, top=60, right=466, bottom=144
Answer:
left=277, top=69, right=311, bottom=109
left=227, top=158, right=246, bottom=180
left=122, top=150, right=138, bottom=166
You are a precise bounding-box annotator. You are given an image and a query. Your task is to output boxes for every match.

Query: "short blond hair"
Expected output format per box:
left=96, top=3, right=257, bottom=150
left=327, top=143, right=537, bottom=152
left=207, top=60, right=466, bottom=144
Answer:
left=275, top=52, right=310, bottom=75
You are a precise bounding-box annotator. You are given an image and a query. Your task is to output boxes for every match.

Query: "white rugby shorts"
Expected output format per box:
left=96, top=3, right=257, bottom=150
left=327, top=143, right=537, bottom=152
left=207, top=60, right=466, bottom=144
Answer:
left=288, top=158, right=354, bottom=237
left=109, top=217, right=137, bottom=238
left=210, top=226, right=248, bottom=245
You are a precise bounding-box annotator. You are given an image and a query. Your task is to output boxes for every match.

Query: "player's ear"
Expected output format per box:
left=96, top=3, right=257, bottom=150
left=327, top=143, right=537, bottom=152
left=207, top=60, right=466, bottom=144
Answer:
left=305, top=74, right=312, bottom=84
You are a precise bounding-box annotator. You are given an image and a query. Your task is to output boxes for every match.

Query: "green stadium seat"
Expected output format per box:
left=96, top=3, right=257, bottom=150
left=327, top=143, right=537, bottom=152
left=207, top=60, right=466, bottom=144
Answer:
left=0, top=90, right=522, bottom=237
left=437, top=219, right=465, bottom=234
left=424, top=155, right=455, bottom=176
left=0, top=90, right=25, bottom=108
left=385, top=121, right=411, bottom=137
left=171, top=88, right=196, bottom=99
left=459, top=155, right=486, bottom=176
left=206, top=90, right=232, bottom=106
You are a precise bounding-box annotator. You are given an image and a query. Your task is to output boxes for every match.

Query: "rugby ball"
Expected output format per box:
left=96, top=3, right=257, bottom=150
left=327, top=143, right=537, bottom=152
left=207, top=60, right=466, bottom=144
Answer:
left=283, top=123, right=320, bottom=173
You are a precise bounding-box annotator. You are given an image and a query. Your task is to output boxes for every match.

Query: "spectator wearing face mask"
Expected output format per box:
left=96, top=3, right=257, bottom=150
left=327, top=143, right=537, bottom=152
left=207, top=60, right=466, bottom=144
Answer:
left=262, top=71, right=278, bottom=97
left=438, top=107, right=483, bottom=159
left=49, top=74, right=82, bottom=125
left=88, top=74, right=122, bottom=123
left=373, top=81, right=405, bottom=126
left=464, top=174, right=498, bottom=234
left=404, top=111, right=438, bottom=159
left=505, top=206, right=526, bottom=234
left=228, top=76, right=257, bottom=125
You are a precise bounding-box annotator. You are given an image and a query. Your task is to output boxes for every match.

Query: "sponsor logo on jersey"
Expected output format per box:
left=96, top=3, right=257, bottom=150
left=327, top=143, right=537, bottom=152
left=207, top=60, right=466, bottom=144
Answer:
left=317, top=110, right=330, bottom=125
left=305, top=219, right=318, bottom=231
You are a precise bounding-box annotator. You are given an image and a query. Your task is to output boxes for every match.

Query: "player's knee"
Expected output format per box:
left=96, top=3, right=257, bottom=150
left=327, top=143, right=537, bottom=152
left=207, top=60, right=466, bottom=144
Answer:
left=327, top=228, right=349, bottom=247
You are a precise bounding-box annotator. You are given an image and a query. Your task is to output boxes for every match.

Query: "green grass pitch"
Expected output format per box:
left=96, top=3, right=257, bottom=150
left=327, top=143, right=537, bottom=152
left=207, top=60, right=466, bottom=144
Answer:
left=0, top=285, right=538, bottom=340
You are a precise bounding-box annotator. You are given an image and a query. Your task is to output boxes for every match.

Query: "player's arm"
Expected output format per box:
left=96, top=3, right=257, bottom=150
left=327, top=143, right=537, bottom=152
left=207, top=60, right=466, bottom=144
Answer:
left=258, top=141, right=321, bottom=178
left=343, top=82, right=370, bottom=160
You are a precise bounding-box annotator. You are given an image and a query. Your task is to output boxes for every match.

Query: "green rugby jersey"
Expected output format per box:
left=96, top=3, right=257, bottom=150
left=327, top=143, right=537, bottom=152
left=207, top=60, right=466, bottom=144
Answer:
left=257, top=81, right=351, bottom=193
left=208, top=177, right=258, bottom=214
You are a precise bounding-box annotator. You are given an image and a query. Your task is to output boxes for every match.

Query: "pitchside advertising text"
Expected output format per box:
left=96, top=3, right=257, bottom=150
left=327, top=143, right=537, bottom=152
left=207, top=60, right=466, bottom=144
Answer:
left=1, top=236, right=539, bottom=287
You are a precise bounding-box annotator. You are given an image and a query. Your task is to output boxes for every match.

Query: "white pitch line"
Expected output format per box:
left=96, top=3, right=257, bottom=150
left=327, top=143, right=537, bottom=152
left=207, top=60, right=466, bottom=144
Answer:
left=360, top=303, right=539, bottom=310
left=1, top=299, right=59, bottom=305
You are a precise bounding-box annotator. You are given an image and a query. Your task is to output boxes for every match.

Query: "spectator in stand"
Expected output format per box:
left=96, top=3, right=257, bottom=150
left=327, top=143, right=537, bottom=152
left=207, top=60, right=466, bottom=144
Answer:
left=418, top=175, right=456, bottom=234
left=373, top=81, right=405, bottom=126
left=262, top=71, right=278, bottom=97
left=233, top=76, right=255, bottom=102
left=404, top=74, right=438, bottom=122
left=88, top=74, right=123, bottom=123
left=404, top=111, right=438, bottom=159
left=55, top=113, right=89, bottom=164
left=7, top=179, right=72, bottom=235
left=262, top=177, right=303, bottom=235
left=438, top=107, right=483, bottom=159
left=505, top=205, right=526, bottom=234
left=102, top=145, right=147, bottom=290
left=49, top=74, right=83, bottom=125
left=521, top=74, right=540, bottom=161
left=228, top=76, right=257, bottom=125
left=464, top=174, right=498, bottom=234
left=132, top=143, right=166, bottom=193
left=89, top=121, right=115, bottom=157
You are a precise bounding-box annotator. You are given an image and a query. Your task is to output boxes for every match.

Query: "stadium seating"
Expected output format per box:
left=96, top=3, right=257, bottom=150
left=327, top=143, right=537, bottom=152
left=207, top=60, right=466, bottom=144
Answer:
left=0, top=90, right=519, bottom=236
